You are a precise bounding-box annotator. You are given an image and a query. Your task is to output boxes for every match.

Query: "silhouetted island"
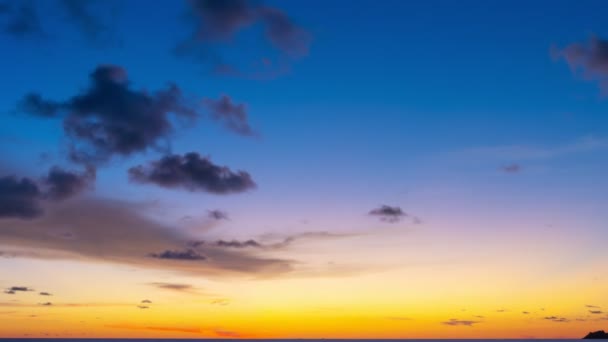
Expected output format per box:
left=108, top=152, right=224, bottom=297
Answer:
left=584, top=331, right=608, bottom=339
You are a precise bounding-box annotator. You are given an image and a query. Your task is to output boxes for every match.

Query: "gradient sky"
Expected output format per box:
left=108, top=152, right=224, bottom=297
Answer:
left=1, top=0, right=608, bottom=338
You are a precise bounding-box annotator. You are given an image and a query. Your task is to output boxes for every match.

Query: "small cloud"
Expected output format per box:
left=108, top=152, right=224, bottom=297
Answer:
left=204, top=95, right=257, bottom=137
left=522, top=311, right=530, bottom=315
left=149, top=249, right=206, bottom=261
left=589, top=310, right=604, bottom=314
left=441, top=319, right=480, bottom=327
left=369, top=205, right=406, bottom=223
left=208, top=209, right=229, bottom=220
left=149, top=282, right=197, bottom=294
left=137, top=305, right=149, bottom=309
left=500, top=163, right=521, bottom=173
left=39, top=292, right=52, bottom=296
left=39, top=302, right=52, bottom=306
left=5, top=286, right=33, bottom=293
left=215, top=239, right=261, bottom=248
left=544, top=316, right=570, bottom=323
left=211, top=298, right=230, bottom=306
left=141, top=299, right=152, bottom=304
left=586, top=304, right=601, bottom=308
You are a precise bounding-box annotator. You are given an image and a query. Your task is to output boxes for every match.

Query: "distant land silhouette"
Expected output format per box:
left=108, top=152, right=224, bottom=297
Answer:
left=584, top=330, right=608, bottom=339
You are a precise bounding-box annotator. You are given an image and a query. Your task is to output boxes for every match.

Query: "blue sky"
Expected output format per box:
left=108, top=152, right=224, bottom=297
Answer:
left=1, top=1, right=608, bottom=337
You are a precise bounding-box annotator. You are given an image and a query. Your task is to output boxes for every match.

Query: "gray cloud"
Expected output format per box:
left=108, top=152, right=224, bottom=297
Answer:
left=176, top=0, right=311, bottom=77
left=129, top=152, right=256, bottom=194
left=0, top=1, right=44, bottom=38
left=149, top=249, right=206, bottom=261
left=556, top=36, right=608, bottom=91
left=369, top=205, right=406, bottom=223
left=208, top=209, right=229, bottom=220
left=215, top=239, right=261, bottom=248
left=500, top=163, right=521, bottom=174
left=0, top=175, right=42, bottom=219
left=39, top=292, right=52, bottom=296
left=544, top=316, right=570, bottom=323
left=19, top=65, right=199, bottom=165
left=441, top=319, right=480, bottom=327
left=589, top=310, right=604, bottom=314
left=0, top=198, right=292, bottom=277
left=0, top=166, right=95, bottom=219
left=204, top=95, right=256, bottom=136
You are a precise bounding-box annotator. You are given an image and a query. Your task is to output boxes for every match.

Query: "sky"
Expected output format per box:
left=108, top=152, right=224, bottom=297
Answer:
left=0, top=0, right=608, bottom=338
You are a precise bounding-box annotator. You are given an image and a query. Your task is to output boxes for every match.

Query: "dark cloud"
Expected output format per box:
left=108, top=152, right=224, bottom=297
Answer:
left=60, top=0, right=112, bottom=44
left=500, top=163, right=521, bottom=173
left=0, top=1, right=45, bottom=38
left=39, top=292, right=52, bottom=296
left=149, top=249, right=206, bottom=261
left=522, top=311, right=530, bottom=315
left=556, top=36, right=608, bottom=91
left=42, top=166, right=95, bottom=201
left=39, top=302, right=52, bottom=306
left=369, top=205, right=406, bottom=223
left=0, top=166, right=94, bottom=219
left=589, top=310, right=604, bottom=314
left=586, top=304, right=601, bottom=308
left=137, top=305, right=149, bottom=309
left=215, top=239, right=261, bottom=248
left=544, top=316, right=570, bottom=323
left=149, top=282, right=197, bottom=293
left=441, top=319, right=480, bottom=327
left=141, top=299, right=152, bottom=304
left=128, top=152, right=256, bottom=194
left=0, top=175, right=43, bottom=219
left=19, top=65, right=198, bottom=164
left=204, top=95, right=256, bottom=136
left=0, top=198, right=293, bottom=277
left=5, top=286, right=33, bottom=294
left=177, top=0, right=311, bottom=76
left=208, top=209, right=229, bottom=220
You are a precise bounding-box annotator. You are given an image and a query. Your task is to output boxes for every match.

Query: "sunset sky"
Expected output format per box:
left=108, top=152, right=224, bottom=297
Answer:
left=1, top=0, right=608, bottom=338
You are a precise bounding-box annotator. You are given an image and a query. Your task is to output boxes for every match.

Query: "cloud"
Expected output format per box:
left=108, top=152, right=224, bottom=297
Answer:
left=176, top=0, right=311, bottom=76
left=441, top=319, right=480, bottom=327
left=141, top=299, right=152, bottom=304
left=215, top=239, right=261, bottom=248
left=39, top=292, right=52, bottom=296
left=544, top=316, right=570, bottom=323
left=149, top=249, right=206, bottom=261
left=128, top=152, right=256, bottom=194
left=555, top=35, right=608, bottom=92
left=0, top=198, right=293, bottom=277
left=522, top=311, right=530, bottom=315
left=4, top=286, right=33, bottom=294
left=60, top=0, right=114, bottom=44
left=208, top=209, right=229, bottom=220
left=42, top=166, right=95, bottom=201
left=211, top=298, right=230, bottom=306
left=586, top=304, right=601, bottom=308
left=0, top=1, right=45, bottom=38
left=0, top=166, right=94, bottom=219
left=149, top=282, right=198, bottom=294
left=137, top=305, right=149, bottom=309
left=369, top=205, right=406, bottom=223
left=500, top=163, right=521, bottom=173
left=0, top=175, right=43, bottom=219
left=204, top=95, right=256, bottom=136
left=39, top=302, right=52, bottom=306
left=19, top=64, right=199, bottom=164
left=589, top=310, right=604, bottom=314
